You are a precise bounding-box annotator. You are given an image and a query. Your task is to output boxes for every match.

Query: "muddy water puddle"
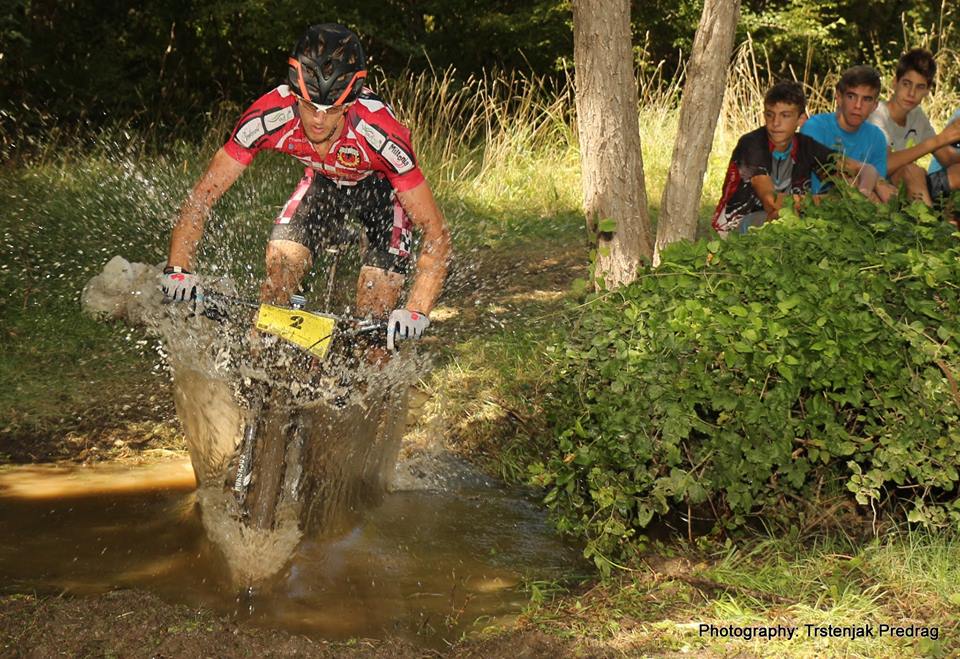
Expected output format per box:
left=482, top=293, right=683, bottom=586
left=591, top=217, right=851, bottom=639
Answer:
left=0, top=458, right=583, bottom=646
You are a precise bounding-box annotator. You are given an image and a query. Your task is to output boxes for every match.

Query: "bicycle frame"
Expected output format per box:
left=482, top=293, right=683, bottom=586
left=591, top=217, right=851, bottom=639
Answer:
left=189, top=290, right=387, bottom=528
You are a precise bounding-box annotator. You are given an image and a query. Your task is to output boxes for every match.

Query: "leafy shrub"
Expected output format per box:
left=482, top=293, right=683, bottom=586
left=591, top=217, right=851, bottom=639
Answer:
left=532, top=195, right=960, bottom=572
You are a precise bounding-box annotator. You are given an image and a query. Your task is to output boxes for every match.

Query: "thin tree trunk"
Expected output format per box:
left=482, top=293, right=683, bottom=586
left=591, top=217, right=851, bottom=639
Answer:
left=654, top=0, right=740, bottom=264
left=573, top=0, right=653, bottom=289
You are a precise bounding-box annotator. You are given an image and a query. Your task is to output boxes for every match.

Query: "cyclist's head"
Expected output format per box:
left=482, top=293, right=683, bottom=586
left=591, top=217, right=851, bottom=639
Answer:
left=288, top=24, right=366, bottom=109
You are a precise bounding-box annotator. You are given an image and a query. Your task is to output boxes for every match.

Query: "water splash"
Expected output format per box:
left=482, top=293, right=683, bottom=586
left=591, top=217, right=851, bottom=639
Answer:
left=81, top=256, right=422, bottom=584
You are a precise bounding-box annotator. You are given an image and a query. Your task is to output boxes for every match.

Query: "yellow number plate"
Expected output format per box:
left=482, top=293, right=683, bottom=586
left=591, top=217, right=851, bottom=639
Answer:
left=255, top=304, right=337, bottom=359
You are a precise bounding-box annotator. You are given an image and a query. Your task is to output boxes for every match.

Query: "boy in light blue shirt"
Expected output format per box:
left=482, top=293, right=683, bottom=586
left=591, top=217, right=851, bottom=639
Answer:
left=927, top=107, right=960, bottom=199
left=800, top=65, right=895, bottom=201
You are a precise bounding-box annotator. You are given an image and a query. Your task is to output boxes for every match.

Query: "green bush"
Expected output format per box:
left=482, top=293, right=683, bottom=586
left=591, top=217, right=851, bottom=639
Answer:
left=532, top=194, right=960, bottom=572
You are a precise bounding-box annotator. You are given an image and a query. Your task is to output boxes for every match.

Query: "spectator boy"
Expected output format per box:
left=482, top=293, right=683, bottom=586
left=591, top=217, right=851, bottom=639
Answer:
left=927, top=107, right=960, bottom=206
left=867, top=48, right=960, bottom=205
left=800, top=65, right=895, bottom=202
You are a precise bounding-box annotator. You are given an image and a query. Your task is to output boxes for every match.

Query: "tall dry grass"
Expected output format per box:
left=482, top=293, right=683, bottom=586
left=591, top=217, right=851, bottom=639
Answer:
left=372, top=37, right=960, bottom=235
left=371, top=67, right=583, bottom=238
left=11, top=37, right=960, bottom=242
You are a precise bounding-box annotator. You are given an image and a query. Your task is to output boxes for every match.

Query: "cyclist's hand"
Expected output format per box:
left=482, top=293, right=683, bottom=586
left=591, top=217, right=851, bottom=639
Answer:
left=161, top=266, right=200, bottom=301
left=387, top=309, right=430, bottom=351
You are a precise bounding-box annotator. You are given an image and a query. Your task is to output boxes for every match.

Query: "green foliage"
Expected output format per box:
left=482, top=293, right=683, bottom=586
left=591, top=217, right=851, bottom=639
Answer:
left=5, top=0, right=956, bottom=150
left=0, top=0, right=572, bottom=146
left=533, top=194, right=960, bottom=573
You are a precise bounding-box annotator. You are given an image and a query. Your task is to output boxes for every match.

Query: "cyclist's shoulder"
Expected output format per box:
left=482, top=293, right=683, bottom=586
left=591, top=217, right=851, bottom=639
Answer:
left=231, top=85, right=298, bottom=151
left=350, top=88, right=410, bottom=133
left=239, top=85, right=298, bottom=120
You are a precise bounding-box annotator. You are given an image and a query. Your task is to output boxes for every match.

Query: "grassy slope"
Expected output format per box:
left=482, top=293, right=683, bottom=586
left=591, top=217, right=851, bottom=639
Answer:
left=3, top=69, right=960, bottom=655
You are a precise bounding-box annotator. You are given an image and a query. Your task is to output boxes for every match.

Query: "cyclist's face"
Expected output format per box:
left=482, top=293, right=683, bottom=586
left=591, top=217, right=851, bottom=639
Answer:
left=297, top=98, right=349, bottom=144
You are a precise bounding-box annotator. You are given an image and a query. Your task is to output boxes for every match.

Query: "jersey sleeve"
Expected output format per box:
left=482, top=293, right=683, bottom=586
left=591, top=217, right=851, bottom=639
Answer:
left=730, top=129, right=770, bottom=181
left=223, top=88, right=297, bottom=166
left=351, top=98, right=426, bottom=192
left=712, top=130, right=767, bottom=233
left=373, top=124, right=426, bottom=192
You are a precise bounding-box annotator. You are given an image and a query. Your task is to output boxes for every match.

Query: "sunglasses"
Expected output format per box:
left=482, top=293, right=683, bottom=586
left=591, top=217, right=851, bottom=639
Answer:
left=288, top=57, right=367, bottom=112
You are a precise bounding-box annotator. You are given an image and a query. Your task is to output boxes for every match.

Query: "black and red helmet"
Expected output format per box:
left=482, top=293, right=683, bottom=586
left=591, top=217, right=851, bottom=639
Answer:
left=288, top=24, right=367, bottom=108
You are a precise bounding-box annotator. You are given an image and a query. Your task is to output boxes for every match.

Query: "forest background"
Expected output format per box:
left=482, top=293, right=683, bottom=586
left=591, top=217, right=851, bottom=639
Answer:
left=2, top=0, right=959, bottom=146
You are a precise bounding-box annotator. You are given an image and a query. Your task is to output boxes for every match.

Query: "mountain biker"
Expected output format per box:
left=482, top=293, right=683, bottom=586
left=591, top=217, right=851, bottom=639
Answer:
left=160, top=23, right=451, bottom=350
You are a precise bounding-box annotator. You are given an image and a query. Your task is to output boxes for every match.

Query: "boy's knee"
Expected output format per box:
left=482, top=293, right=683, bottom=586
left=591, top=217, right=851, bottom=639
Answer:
left=261, top=240, right=313, bottom=304
left=947, top=164, right=960, bottom=192
left=900, top=163, right=927, bottom=186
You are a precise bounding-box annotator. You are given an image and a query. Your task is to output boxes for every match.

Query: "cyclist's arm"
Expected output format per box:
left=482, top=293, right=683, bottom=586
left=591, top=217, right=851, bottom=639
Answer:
left=396, top=181, right=451, bottom=315
left=167, top=148, right=247, bottom=270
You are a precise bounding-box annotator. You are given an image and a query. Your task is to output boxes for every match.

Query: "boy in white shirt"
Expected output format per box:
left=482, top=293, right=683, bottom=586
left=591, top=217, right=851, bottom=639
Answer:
left=867, top=48, right=960, bottom=206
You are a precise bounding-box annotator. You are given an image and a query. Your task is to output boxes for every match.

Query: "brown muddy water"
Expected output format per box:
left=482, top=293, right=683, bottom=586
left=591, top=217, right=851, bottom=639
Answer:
left=0, top=458, right=584, bottom=646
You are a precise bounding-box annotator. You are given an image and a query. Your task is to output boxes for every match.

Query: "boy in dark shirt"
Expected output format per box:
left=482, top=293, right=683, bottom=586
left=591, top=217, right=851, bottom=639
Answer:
left=713, top=81, right=891, bottom=236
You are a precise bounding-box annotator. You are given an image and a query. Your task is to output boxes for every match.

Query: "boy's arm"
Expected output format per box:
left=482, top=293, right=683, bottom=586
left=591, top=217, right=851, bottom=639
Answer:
left=931, top=127, right=960, bottom=170
left=837, top=157, right=896, bottom=202
left=932, top=146, right=960, bottom=170
left=888, top=119, right=960, bottom=173
left=749, top=175, right=781, bottom=218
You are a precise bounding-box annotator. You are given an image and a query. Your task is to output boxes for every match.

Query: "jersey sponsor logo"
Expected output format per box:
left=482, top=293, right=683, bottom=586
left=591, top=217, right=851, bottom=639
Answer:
left=263, top=106, right=295, bottom=132
left=336, top=145, right=361, bottom=168
left=382, top=140, right=415, bottom=174
left=356, top=120, right=387, bottom=151
left=235, top=118, right=265, bottom=148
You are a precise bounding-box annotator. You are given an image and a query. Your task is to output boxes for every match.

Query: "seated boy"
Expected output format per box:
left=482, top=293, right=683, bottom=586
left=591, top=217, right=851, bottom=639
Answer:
left=867, top=48, right=960, bottom=205
left=713, top=81, right=889, bottom=235
left=927, top=107, right=960, bottom=207
left=799, top=65, right=897, bottom=202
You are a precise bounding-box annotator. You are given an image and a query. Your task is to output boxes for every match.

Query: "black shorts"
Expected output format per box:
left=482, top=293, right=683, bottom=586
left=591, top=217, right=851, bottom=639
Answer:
left=270, top=171, right=413, bottom=274
left=927, top=169, right=952, bottom=204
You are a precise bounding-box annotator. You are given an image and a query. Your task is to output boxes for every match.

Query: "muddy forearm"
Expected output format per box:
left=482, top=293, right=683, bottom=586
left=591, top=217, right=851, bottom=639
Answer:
left=406, top=225, right=451, bottom=314
left=167, top=197, right=211, bottom=270
left=167, top=148, right=246, bottom=270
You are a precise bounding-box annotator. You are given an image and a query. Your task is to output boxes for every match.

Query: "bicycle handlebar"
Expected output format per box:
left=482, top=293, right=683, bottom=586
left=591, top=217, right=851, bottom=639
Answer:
left=195, top=291, right=384, bottom=336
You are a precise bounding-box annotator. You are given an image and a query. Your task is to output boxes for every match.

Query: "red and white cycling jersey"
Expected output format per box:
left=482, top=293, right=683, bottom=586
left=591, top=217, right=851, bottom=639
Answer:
left=223, top=84, right=425, bottom=193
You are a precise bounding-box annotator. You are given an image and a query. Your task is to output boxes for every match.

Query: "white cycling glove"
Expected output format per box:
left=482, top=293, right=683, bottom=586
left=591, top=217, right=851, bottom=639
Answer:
left=161, top=266, right=200, bottom=301
left=387, top=309, right=430, bottom=351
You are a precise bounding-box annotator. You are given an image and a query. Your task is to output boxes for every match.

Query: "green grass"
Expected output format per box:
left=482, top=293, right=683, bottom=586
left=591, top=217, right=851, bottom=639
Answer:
left=516, top=528, right=960, bottom=656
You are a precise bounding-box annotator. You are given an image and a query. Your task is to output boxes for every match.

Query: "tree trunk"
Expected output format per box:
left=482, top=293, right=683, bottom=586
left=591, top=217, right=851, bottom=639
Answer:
left=572, top=0, right=653, bottom=289
left=654, top=0, right=740, bottom=265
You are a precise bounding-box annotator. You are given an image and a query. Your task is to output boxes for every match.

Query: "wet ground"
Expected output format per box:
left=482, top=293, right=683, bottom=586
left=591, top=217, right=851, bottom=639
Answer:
left=0, top=457, right=584, bottom=650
